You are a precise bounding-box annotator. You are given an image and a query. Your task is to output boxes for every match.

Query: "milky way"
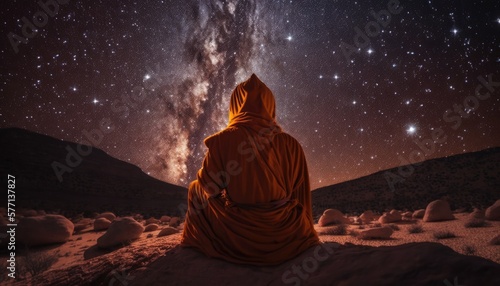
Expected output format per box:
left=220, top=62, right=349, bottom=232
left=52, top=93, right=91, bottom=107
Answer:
left=143, top=0, right=290, bottom=183
left=1, top=0, right=499, bottom=189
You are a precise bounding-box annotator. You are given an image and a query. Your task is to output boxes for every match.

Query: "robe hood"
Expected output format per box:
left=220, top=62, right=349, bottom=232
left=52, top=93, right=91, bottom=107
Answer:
left=227, top=74, right=281, bottom=132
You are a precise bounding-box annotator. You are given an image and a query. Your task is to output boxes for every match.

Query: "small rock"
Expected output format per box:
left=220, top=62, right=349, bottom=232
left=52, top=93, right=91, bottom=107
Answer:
left=144, top=223, right=159, bottom=232
left=97, top=217, right=144, bottom=248
left=469, top=208, right=485, bottom=220
left=96, top=212, right=116, bottom=222
left=359, top=210, right=375, bottom=224
left=485, top=200, right=500, bottom=221
left=318, top=209, right=350, bottom=226
left=378, top=210, right=401, bottom=224
left=158, top=227, right=179, bottom=237
left=145, top=217, right=159, bottom=225
left=423, top=200, right=454, bottom=222
left=412, top=209, right=425, bottom=219
left=168, top=217, right=180, bottom=227
left=160, top=216, right=171, bottom=223
left=94, top=218, right=112, bottom=231
left=74, top=223, right=90, bottom=233
left=402, top=211, right=413, bottom=218
left=358, top=226, right=393, bottom=240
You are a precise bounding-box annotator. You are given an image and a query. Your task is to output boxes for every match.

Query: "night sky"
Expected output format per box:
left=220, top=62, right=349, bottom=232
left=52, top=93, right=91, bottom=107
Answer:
left=1, top=0, right=499, bottom=189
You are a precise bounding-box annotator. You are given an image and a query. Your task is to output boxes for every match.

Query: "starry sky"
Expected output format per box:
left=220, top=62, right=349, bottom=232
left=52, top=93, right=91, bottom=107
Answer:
left=1, top=0, right=499, bottom=190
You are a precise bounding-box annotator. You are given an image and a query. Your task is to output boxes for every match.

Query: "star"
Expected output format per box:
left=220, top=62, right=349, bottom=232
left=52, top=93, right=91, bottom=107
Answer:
left=452, top=28, right=458, bottom=35
left=406, top=125, right=417, bottom=135
left=286, top=35, right=293, bottom=41
left=92, top=98, right=99, bottom=104
left=367, top=48, right=373, bottom=54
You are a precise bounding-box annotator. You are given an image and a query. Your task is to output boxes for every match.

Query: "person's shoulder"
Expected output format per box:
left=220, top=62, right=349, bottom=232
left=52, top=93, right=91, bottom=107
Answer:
left=203, top=127, right=240, bottom=147
left=275, top=132, right=302, bottom=148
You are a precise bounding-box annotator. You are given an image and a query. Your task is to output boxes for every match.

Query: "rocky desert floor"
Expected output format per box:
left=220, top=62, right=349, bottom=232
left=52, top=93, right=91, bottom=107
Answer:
left=1, top=210, right=499, bottom=285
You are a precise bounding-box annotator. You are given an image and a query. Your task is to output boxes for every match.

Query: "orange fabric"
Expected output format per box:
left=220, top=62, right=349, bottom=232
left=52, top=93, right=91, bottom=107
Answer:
left=180, top=74, right=320, bottom=265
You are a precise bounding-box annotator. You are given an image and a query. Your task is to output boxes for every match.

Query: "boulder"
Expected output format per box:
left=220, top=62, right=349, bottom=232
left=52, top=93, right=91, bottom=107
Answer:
left=97, top=217, right=144, bottom=248
left=359, top=210, right=375, bottom=223
left=168, top=217, right=180, bottom=227
left=412, top=209, right=425, bottom=219
left=158, top=227, right=179, bottom=237
left=318, top=209, right=350, bottom=226
left=17, top=215, right=74, bottom=246
left=485, top=200, right=500, bottom=221
left=94, top=218, right=112, bottom=231
left=423, top=200, right=454, bottom=222
left=96, top=212, right=116, bottom=222
left=144, top=224, right=159, bottom=232
left=358, top=226, right=393, bottom=240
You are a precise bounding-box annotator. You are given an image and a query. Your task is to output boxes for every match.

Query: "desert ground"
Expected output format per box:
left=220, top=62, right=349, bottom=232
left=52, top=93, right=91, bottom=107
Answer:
left=1, top=201, right=499, bottom=285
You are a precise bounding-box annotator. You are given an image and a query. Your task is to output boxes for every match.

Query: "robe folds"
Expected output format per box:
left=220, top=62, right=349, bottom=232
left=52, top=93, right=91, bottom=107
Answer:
left=180, top=74, right=320, bottom=265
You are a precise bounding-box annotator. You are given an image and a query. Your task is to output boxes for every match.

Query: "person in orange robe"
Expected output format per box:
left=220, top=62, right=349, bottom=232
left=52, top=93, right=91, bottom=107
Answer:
left=180, top=73, right=320, bottom=265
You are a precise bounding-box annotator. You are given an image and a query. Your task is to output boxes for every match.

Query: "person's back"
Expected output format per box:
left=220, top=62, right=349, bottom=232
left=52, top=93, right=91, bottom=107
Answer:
left=181, top=74, right=320, bottom=265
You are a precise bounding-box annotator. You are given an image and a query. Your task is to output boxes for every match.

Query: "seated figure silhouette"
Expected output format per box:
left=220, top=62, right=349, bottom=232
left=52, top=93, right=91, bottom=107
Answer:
left=181, top=74, right=320, bottom=265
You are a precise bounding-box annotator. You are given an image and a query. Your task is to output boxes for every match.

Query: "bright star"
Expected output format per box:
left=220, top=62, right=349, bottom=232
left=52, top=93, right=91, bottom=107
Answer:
left=352, top=100, right=357, bottom=105
left=72, top=87, right=77, bottom=91
left=497, top=18, right=500, bottom=24
left=452, top=28, right=458, bottom=35
left=286, top=35, right=293, bottom=41
left=144, top=74, right=151, bottom=80
left=406, top=125, right=417, bottom=134
left=93, top=98, right=99, bottom=104
left=334, top=74, right=339, bottom=80
left=367, top=48, right=373, bottom=54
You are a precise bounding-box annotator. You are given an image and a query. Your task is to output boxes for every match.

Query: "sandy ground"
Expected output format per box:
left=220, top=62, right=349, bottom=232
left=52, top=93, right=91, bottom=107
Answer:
left=0, top=211, right=498, bottom=285
left=316, top=212, right=500, bottom=263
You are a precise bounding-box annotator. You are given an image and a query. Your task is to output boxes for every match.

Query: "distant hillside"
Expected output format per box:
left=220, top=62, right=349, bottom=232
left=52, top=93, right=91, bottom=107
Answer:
left=0, top=128, right=187, bottom=217
left=312, top=147, right=500, bottom=216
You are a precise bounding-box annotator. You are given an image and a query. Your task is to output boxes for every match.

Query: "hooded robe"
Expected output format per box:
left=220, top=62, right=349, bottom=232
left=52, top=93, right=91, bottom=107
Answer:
left=180, top=74, right=320, bottom=265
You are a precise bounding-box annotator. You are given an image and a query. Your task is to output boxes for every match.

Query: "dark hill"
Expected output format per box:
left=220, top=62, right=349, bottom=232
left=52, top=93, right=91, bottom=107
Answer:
left=312, top=147, right=500, bottom=216
left=0, top=128, right=187, bottom=218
